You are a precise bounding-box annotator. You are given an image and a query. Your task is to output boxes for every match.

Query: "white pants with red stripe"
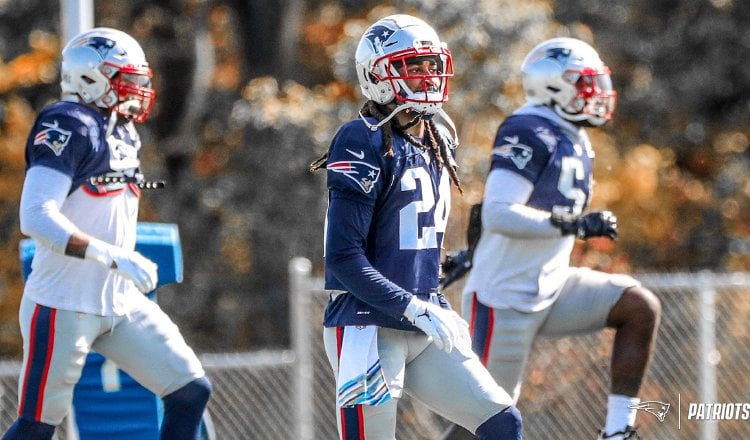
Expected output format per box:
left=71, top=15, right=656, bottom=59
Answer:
left=16, top=294, right=204, bottom=425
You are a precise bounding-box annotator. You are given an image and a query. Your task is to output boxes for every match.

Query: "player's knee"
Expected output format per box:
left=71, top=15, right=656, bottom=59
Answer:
left=2, top=418, right=55, bottom=440
left=626, top=286, right=661, bottom=327
left=475, top=405, right=522, bottom=440
left=610, top=286, right=661, bottom=329
left=164, top=376, right=212, bottom=411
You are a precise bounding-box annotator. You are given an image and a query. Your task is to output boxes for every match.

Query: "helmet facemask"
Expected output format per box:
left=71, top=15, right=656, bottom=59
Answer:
left=375, top=47, right=453, bottom=115
left=557, top=66, right=617, bottom=127
left=108, top=64, right=155, bottom=123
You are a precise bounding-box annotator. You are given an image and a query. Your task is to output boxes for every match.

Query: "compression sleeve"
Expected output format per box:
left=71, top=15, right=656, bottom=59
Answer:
left=482, top=168, right=562, bottom=239
left=325, top=195, right=412, bottom=318
left=19, top=165, right=78, bottom=253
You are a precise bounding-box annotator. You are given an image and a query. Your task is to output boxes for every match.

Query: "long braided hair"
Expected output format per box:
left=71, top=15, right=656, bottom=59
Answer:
left=309, top=101, right=462, bottom=193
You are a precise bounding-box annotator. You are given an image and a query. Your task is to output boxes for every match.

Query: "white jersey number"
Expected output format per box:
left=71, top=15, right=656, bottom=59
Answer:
left=555, top=156, right=586, bottom=216
left=399, top=167, right=451, bottom=250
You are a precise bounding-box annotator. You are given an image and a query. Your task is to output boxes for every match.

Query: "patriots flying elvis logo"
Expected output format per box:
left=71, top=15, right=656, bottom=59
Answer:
left=493, top=136, right=533, bottom=170
left=84, top=36, right=117, bottom=58
left=328, top=161, right=381, bottom=194
left=363, top=23, right=397, bottom=55
left=629, top=401, right=670, bottom=423
left=546, top=47, right=572, bottom=64
left=34, top=120, right=72, bottom=156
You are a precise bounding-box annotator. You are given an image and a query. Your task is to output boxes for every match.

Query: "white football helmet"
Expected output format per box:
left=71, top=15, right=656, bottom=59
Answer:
left=355, top=14, right=453, bottom=119
left=61, top=27, right=155, bottom=123
left=521, top=37, right=616, bottom=127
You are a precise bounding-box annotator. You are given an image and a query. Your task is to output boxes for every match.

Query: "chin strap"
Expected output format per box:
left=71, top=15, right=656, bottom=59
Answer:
left=359, top=104, right=461, bottom=149
left=436, top=108, right=459, bottom=149
left=359, top=102, right=413, bottom=132
left=105, top=109, right=119, bottom=138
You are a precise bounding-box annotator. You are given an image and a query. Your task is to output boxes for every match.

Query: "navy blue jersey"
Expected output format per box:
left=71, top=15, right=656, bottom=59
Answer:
left=26, top=101, right=144, bottom=196
left=323, top=117, right=453, bottom=330
left=490, top=113, right=593, bottom=216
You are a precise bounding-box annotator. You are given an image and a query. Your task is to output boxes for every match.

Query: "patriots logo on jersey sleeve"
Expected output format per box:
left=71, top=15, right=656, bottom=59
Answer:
left=328, top=161, right=381, bottom=194
left=33, top=120, right=72, bottom=156
left=493, top=136, right=533, bottom=170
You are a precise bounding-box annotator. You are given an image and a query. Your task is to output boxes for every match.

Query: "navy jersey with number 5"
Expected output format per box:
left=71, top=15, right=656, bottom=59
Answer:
left=323, top=117, right=453, bottom=330
left=465, top=105, right=598, bottom=312
left=491, top=110, right=594, bottom=216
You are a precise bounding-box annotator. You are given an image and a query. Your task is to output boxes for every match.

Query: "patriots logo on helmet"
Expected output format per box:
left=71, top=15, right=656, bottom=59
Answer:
left=629, top=401, right=670, bottom=423
left=33, top=120, right=72, bottom=156
left=493, top=136, right=533, bottom=170
left=364, top=24, right=397, bottom=56
left=328, top=161, right=381, bottom=194
left=546, top=47, right=572, bottom=64
left=84, top=36, right=117, bottom=58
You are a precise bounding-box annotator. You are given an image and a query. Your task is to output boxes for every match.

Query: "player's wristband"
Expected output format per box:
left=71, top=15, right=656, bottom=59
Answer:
left=84, top=238, right=115, bottom=268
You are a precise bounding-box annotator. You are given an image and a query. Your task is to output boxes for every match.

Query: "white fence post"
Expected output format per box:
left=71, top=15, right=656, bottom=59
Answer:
left=289, top=257, right=314, bottom=440
left=698, top=271, right=718, bottom=440
left=60, top=0, right=94, bottom=43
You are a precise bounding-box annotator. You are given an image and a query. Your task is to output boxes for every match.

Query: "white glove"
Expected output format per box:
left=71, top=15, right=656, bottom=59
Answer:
left=403, top=297, right=468, bottom=353
left=85, top=238, right=159, bottom=293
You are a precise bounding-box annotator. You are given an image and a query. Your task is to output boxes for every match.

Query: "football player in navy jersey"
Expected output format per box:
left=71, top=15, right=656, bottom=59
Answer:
left=442, top=38, right=661, bottom=440
left=5, top=28, right=210, bottom=439
left=310, top=14, right=522, bottom=440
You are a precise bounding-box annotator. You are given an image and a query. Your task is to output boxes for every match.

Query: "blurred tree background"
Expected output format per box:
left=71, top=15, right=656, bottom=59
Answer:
left=0, top=0, right=748, bottom=357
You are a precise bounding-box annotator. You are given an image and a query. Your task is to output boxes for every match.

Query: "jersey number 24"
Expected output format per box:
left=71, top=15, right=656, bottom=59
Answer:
left=399, top=167, right=450, bottom=250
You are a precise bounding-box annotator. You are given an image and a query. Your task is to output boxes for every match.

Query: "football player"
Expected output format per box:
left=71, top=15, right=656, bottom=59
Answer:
left=442, top=38, right=661, bottom=440
left=4, top=28, right=210, bottom=439
left=310, top=14, right=523, bottom=440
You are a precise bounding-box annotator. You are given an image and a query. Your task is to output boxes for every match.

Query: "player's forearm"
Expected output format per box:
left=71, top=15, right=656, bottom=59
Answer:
left=482, top=168, right=561, bottom=239
left=64, top=231, right=88, bottom=258
left=482, top=201, right=561, bottom=239
left=19, top=166, right=78, bottom=254
left=326, top=251, right=412, bottom=318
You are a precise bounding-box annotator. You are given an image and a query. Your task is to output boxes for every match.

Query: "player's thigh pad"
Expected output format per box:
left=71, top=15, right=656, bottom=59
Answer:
left=91, top=294, right=204, bottom=397
left=539, top=267, right=640, bottom=336
left=18, top=297, right=104, bottom=425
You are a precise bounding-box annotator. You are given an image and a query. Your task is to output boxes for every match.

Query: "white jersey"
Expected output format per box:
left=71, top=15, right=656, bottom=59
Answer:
left=21, top=101, right=145, bottom=316
left=464, top=105, right=594, bottom=312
